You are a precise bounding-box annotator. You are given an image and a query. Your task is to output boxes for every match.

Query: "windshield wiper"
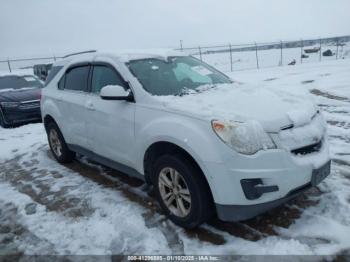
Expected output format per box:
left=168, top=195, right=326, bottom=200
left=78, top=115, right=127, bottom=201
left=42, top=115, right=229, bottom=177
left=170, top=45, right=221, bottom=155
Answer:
left=195, top=84, right=217, bottom=93
left=176, top=88, right=193, bottom=97
left=176, top=86, right=202, bottom=96
left=176, top=84, right=217, bottom=97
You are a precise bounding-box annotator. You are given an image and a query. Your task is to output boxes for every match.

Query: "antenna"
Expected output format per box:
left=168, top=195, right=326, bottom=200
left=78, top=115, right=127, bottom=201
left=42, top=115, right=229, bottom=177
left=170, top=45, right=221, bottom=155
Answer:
left=63, top=50, right=97, bottom=58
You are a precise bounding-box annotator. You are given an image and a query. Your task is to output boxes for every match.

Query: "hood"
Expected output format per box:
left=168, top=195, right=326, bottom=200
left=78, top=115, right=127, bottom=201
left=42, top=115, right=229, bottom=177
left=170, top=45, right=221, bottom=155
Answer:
left=153, top=84, right=317, bottom=133
left=0, top=88, right=41, bottom=103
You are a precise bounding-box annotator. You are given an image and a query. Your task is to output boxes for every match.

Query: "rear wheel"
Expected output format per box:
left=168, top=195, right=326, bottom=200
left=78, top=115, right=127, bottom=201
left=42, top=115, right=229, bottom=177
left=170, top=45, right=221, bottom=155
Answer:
left=47, top=122, right=75, bottom=163
left=152, top=154, right=214, bottom=228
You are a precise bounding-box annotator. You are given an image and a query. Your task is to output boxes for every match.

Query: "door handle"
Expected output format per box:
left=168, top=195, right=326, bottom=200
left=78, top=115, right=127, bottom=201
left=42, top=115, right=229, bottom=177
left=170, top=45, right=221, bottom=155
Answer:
left=85, top=101, right=95, bottom=111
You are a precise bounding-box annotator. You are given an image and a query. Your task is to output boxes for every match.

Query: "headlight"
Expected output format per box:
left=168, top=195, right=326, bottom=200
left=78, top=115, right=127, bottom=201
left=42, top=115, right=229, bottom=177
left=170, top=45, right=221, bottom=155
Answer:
left=212, top=120, right=276, bottom=155
left=0, top=102, right=20, bottom=108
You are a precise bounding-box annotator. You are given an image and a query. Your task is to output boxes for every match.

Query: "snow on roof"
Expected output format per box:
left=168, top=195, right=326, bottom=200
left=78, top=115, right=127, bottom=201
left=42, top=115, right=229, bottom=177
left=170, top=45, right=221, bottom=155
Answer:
left=54, top=49, right=186, bottom=66
left=114, top=49, right=186, bottom=62
left=0, top=69, right=35, bottom=77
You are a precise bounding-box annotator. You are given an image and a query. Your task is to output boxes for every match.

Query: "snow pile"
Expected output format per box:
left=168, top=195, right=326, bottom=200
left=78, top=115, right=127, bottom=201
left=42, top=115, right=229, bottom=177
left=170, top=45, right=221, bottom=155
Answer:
left=154, top=83, right=316, bottom=132
left=279, top=113, right=326, bottom=151
left=0, top=124, right=45, bottom=162
left=287, top=109, right=315, bottom=126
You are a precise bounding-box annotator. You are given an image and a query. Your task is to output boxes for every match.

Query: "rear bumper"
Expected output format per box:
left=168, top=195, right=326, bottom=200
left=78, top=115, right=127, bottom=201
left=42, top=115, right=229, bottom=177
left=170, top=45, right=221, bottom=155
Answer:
left=216, top=160, right=331, bottom=221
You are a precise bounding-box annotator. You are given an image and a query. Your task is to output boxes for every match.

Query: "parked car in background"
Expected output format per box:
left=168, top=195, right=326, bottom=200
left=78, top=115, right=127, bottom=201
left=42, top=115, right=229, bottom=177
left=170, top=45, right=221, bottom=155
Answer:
left=304, top=47, right=320, bottom=53
left=41, top=50, right=331, bottom=228
left=34, top=63, right=52, bottom=81
left=0, top=73, right=43, bottom=128
left=323, top=49, right=334, bottom=57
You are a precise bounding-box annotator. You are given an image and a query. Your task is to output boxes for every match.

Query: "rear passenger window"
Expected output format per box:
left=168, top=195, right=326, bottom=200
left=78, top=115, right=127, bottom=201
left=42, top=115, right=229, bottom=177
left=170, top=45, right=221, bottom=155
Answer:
left=91, top=66, right=126, bottom=94
left=64, top=66, right=90, bottom=92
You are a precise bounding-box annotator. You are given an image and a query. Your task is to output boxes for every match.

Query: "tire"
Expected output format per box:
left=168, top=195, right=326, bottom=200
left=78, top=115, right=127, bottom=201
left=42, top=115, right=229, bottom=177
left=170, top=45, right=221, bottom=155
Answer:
left=152, top=154, right=214, bottom=228
left=46, top=122, right=75, bottom=163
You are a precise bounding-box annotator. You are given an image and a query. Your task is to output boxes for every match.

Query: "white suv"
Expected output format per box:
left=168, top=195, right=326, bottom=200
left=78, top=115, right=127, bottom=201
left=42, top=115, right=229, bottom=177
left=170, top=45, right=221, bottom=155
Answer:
left=41, top=50, right=331, bottom=228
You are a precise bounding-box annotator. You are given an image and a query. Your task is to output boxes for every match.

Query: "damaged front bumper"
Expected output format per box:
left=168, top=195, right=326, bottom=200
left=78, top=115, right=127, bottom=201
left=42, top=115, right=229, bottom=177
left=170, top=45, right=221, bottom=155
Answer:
left=216, top=160, right=331, bottom=222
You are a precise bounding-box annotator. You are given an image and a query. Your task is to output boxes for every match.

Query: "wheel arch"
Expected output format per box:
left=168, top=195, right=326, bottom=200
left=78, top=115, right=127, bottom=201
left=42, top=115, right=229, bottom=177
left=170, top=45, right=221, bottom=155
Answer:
left=143, top=141, right=215, bottom=204
left=43, top=114, right=58, bottom=131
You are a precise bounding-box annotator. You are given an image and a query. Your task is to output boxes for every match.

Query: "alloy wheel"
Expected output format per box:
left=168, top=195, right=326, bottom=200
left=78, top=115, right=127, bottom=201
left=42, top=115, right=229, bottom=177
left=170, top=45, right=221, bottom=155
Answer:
left=49, top=129, right=62, bottom=157
left=158, top=167, right=192, bottom=217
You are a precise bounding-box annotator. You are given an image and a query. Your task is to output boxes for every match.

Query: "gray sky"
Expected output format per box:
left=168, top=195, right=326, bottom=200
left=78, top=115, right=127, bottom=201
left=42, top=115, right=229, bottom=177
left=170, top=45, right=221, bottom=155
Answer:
left=1, top=0, right=349, bottom=58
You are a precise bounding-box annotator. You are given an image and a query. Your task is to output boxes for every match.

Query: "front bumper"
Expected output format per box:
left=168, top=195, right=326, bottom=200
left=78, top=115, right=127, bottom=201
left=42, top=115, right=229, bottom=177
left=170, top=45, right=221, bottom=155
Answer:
left=216, top=160, right=331, bottom=221
left=202, top=137, right=330, bottom=203
left=1, top=106, right=41, bottom=125
left=199, top=125, right=331, bottom=222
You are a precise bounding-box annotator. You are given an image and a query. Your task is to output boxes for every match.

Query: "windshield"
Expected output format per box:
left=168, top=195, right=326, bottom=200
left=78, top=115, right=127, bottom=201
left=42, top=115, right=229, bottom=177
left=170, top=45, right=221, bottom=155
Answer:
left=127, top=56, right=232, bottom=96
left=0, top=75, right=43, bottom=90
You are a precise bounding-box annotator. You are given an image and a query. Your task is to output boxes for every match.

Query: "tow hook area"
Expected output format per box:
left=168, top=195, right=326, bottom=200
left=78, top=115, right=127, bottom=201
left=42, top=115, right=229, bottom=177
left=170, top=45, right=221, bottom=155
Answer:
left=240, top=179, right=279, bottom=200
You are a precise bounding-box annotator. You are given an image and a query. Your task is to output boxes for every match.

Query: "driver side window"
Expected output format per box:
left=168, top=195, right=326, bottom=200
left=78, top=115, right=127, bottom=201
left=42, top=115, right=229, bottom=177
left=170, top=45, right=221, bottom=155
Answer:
left=91, top=65, right=126, bottom=94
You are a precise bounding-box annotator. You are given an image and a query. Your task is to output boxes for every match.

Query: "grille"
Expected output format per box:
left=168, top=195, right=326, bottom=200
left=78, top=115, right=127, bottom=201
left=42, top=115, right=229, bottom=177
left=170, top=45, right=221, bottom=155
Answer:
left=277, top=113, right=325, bottom=154
left=291, top=140, right=322, bottom=155
left=19, top=100, right=40, bottom=110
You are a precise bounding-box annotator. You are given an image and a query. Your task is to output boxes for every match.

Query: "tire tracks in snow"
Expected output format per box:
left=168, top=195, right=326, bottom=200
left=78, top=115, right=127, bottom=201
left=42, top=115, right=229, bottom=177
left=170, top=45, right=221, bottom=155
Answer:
left=0, top=143, right=323, bottom=254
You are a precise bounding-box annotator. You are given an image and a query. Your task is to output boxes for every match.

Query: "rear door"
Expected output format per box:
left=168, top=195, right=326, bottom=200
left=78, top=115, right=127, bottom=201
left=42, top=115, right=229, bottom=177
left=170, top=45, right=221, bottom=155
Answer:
left=85, top=62, right=136, bottom=167
left=58, top=64, right=91, bottom=149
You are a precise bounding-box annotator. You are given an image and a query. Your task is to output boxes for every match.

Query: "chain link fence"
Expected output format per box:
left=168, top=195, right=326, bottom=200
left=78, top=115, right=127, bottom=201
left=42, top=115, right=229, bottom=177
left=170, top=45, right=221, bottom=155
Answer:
left=177, top=36, right=350, bottom=72
left=1, top=36, right=349, bottom=74
left=0, top=56, right=60, bottom=73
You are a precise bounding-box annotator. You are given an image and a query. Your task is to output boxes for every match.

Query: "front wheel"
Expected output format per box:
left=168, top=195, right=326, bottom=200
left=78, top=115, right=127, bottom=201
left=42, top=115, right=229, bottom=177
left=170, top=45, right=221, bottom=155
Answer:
left=47, top=122, right=75, bottom=163
left=152, top=154, right=214, bottom=228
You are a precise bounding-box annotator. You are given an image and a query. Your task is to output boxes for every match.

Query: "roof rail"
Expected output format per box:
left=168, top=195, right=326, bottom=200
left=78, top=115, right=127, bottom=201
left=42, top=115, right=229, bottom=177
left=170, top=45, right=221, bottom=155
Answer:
left=63, top=50, right=97, bottom=58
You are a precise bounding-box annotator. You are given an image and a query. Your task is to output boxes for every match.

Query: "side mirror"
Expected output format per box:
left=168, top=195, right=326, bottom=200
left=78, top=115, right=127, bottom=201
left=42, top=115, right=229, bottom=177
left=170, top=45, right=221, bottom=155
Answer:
left=100, top=85, right=134, bottom=101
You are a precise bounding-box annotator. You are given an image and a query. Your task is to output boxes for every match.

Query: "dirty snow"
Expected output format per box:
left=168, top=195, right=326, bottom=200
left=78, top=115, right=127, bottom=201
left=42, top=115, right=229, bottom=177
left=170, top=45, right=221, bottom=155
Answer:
left=1, top=58, right=350, bottom=257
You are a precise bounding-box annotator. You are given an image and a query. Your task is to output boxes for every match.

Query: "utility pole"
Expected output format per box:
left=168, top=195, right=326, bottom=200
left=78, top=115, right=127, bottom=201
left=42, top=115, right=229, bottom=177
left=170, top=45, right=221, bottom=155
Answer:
left=300, top=39, right=303, bottom=64
left=229, top=43, right=233, bottom=72
left=280, top=41, right=283, bottom=66
left=255, top=42, right=259, bottom=69
left=7, top=58, right=11, bottom=72
left=319, top=38, right=322, bottom=61
left=336, top=38, right=339, bottom=60
left=198, top=46, right=202, bottom=60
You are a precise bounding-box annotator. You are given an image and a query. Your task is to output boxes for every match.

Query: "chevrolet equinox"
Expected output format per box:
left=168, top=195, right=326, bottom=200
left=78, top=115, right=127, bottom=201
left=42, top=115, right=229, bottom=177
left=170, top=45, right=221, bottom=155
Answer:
left=41, top=50, right=331, bottom=228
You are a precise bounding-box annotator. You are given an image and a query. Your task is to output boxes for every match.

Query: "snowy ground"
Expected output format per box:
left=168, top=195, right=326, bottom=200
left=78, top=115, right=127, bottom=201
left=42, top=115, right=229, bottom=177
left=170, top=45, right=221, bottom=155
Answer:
left=0, top=58, right=350, bottom=258
left=188, top=43, right=350, bottom=72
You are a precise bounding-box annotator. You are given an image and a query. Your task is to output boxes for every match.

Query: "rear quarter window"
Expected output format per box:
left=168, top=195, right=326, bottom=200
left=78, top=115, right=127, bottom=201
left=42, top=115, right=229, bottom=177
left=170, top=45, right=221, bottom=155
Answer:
left=45, top=66, right=63, bottom=86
